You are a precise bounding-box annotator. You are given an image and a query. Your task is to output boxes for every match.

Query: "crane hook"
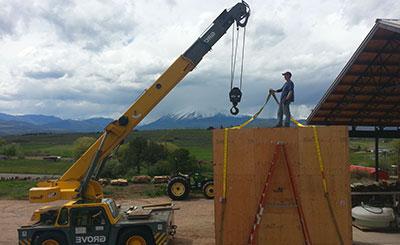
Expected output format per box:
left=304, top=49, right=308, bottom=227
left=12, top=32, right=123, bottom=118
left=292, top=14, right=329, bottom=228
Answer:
left=229, top=87, right=242, bottom=115
left=230, top=106, right=239, bottom=115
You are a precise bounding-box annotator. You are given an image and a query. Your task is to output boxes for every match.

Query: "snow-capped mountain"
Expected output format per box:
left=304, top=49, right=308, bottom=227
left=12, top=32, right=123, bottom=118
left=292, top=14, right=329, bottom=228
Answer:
left=0, top=112, right=306, bottom=135
left=137, top=112, right=297, bottom=130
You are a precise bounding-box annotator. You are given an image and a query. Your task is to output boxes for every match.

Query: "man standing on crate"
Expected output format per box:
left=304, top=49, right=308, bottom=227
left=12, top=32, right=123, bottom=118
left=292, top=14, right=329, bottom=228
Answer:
left=270, top=71, right=294, bottom=127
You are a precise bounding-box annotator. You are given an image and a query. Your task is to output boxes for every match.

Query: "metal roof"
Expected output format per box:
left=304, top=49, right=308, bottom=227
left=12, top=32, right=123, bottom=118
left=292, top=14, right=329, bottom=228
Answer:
left=307, top=19, right=400, bottom=127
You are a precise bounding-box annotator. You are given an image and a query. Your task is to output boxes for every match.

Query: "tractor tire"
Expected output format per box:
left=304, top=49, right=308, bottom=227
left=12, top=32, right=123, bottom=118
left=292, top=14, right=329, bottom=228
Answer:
left=167, top=176, right=190, bottom=200
left=202, top=181, right=215, bottom=199
left=33, top=232, right=67, bottom=245
left=118, top=228, right=153, bottom=245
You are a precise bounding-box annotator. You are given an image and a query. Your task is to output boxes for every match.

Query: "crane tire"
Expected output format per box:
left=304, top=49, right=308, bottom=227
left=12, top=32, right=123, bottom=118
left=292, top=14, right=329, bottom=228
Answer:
left=118, top=228, right=153, bottom=245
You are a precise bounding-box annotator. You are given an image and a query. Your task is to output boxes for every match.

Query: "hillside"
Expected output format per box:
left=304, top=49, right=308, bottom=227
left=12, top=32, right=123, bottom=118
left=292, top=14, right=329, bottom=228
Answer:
left=0, top=113, right=112, bottom=135
left=0, top=112, right=306, bottom=135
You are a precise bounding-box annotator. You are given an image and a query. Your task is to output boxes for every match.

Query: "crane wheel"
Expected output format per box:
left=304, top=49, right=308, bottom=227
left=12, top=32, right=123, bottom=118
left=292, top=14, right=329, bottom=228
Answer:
left=167, top=176, right=190, bottom=200
left=118, top=229, right=152, bottom=245
left=202, top=181, right=215, bottom=199
left=33, top=232, right=67, bottom=245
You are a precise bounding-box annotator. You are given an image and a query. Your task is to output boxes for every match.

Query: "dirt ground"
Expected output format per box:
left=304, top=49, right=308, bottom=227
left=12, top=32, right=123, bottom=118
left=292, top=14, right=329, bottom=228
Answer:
left=0, top=197, right=214, bottom=245
left=0, top=197, right=399, bottom=245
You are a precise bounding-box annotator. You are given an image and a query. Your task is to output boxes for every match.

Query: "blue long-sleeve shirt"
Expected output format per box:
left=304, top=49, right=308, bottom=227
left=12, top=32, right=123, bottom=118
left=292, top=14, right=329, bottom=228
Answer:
left=276, top=80, right=294, bottom=103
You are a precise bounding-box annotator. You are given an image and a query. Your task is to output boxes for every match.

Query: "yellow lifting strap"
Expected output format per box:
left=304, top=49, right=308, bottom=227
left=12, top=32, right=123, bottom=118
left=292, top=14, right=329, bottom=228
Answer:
left=220, top=92, right=273, bottom=245
left=222, top=92, right=274, bottom=199
left=290, top=113, right=344, bottom=245
left=222, top=128, right=229, bottom=199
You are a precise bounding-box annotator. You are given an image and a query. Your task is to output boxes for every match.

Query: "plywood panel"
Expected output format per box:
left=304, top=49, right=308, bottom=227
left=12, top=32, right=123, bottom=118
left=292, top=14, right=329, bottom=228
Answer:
left=297, top=126, right=352, bottom=245
left=213, top=127, right=351, bottom=245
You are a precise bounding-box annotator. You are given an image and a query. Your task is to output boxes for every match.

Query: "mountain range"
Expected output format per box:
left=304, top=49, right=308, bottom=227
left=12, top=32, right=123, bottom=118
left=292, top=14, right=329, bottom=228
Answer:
left=0, top=113, right=113, bottom=135
left=0, top=112, right=306, bottom=135
left=138, top=112, right=283, bottom=130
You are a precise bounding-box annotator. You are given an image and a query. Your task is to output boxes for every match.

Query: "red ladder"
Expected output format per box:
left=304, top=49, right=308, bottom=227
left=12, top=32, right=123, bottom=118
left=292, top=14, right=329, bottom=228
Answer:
left=248, top=142, right=312, bottom=245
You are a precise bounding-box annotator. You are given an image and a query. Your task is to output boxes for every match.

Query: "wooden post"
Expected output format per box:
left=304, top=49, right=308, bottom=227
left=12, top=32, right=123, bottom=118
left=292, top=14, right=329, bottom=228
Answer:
left=375, top=127, right=379, bottom=181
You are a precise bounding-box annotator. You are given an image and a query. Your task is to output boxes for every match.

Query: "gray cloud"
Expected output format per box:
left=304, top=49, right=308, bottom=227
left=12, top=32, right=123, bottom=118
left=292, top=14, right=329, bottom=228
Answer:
left=0, top=0, right=398, bottom=121
left=166, top=0, right=177, bottom=8
left=342, top=0, right=400, bottom=26
left=25, top=70, right=67, bottom=80
left=0, top=0, right=31, bottom=37
left=39, top=1, right=137, bottom=51
left=251, top=22, right=286, bottom=48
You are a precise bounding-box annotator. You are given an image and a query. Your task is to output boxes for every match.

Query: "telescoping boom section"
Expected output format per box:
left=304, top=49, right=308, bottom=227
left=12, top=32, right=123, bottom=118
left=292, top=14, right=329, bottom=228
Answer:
left=29, top=2, right=250, bottom=203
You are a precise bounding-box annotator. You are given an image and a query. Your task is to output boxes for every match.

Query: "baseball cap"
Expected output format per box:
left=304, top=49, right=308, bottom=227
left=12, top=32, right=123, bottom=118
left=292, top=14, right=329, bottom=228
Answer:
left=282, top=71, right=292, bottom=77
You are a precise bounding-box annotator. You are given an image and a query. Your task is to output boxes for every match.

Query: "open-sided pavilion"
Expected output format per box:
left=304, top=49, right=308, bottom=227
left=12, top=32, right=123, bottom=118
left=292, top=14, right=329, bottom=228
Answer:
left=307, top=19, right=400, bottom=180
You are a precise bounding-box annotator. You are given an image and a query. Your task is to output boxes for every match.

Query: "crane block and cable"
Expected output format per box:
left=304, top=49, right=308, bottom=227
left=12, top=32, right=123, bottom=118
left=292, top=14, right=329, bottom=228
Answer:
left=228, top=1, right=249, bottom=115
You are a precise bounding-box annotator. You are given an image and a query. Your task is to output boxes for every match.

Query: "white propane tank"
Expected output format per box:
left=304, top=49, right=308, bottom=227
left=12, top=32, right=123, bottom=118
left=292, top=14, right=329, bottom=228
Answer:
left=352, top=205, right=395, bottom=230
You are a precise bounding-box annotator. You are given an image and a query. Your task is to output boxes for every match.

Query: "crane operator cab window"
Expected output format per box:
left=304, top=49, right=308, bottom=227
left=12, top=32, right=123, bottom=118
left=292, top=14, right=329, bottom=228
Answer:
left=70, top=207, right=110, bottom=244
left=57, top=207, right=69, bottom=225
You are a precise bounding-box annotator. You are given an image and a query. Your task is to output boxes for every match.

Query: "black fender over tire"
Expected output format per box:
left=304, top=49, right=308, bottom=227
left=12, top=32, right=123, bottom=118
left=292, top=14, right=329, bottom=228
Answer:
left=33, top=232, right=67, bottom=245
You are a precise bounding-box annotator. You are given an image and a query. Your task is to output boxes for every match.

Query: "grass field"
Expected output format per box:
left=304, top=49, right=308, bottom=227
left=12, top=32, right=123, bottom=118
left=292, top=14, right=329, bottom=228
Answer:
left=1, top=129, right=399, bottom=175
left=0, top=180, right=167, bottom=200
left=349, top=138, right=399, bottom=171
left=0, top=129, right=212, bottom=175
left=4, top=132, right=99, bottom=158
left=3, top=129, right=213, bottom=161
left=0, top=159, right=72, bottom=175
left=0, top=180, right=36, bottom=199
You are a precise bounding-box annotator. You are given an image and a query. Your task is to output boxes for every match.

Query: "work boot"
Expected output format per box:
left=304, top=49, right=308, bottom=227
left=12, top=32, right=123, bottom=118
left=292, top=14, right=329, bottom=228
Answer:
left=274, top=124, right=283, bottom=128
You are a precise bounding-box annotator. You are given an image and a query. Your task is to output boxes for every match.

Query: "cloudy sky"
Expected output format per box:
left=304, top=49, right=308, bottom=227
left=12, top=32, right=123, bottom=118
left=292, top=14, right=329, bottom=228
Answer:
left=0, top=0, right=399, bottom=122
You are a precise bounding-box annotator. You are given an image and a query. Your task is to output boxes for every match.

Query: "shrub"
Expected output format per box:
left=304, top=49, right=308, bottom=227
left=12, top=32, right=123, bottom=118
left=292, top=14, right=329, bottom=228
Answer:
left=143, top=184, right=167, bottom=197
left=100, top=159, right=126, bottom=178
left=148, top=160, right=171, bottom=176
left=1, top=143, right=22, bottom=157
left=351, top=169, right=371, bottom=180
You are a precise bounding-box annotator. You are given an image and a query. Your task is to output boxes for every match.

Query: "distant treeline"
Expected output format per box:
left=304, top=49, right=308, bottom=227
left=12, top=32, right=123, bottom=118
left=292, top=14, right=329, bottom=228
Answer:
left=74, top=136, right=211, bottom=178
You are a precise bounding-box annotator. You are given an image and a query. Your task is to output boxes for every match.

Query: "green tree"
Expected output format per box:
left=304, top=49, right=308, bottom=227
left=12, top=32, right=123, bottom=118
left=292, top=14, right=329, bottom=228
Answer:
left=116, top=138, right=198, bottom=177
left=73, top=137, right=97, bottom=160
left=143, top=141, right=168, bottom=169
left=168, top=148, right=198, bottom=174
left=116, top=143, right=128, bottom=162
left=0, top=137, right=6, bottom=147
left=1, top=143, right=19, bottom=157
left=123, top=137, right=148, bottom=174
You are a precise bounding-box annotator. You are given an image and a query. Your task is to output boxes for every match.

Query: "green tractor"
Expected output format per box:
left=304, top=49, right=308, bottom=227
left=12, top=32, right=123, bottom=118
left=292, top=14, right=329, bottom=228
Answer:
left=167, top=172, right=214, bottom=200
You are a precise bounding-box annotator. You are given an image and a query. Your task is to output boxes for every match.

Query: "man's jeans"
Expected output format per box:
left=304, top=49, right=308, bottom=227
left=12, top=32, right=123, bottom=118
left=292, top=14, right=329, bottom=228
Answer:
left=276, top=101, right=291, bottom=127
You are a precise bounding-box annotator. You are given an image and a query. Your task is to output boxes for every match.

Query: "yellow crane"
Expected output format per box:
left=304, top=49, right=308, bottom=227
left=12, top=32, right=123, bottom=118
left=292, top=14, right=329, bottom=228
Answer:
left=19, top=2, right=250, bottom=245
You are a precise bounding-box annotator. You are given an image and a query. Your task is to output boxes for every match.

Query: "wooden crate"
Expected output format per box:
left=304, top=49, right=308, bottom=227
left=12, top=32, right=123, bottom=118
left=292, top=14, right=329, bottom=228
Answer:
left=213, top=126, right=351, bottom=245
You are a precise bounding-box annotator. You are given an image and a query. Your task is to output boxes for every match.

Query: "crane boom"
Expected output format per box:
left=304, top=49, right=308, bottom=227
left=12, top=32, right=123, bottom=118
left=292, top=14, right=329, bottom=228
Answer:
left=29, top=1, right=250, bottom=203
